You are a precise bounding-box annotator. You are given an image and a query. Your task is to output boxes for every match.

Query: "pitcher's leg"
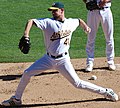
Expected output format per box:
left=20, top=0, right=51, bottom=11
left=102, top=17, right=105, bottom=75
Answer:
left=15, top=54, right=53, bottom=100
left=15, top=70, right=31, bottom=100
left=56, top=58, right=119, bottom=101
left=56, top=58, right=106, bottom=95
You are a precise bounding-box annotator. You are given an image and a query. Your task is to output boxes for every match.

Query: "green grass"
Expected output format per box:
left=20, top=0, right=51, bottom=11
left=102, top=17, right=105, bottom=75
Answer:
left=0, top=0, right=120, bottom=62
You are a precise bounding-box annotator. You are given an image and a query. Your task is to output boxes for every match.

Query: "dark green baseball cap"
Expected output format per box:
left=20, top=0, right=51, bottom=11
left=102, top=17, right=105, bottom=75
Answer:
left=48, top=2, right=64, bottom=11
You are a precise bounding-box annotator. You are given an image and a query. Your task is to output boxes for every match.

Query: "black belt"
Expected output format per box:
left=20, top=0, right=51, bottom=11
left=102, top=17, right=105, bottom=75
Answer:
left=90, top=7, right=108, bottom=11
left=98, top=7, right=108, bottom=10
left=47, top=52, right=67, bottom=59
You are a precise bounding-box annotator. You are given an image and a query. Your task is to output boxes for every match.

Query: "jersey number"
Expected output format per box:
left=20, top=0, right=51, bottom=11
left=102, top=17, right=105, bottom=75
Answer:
left=64, top=38, right=70, bottom=45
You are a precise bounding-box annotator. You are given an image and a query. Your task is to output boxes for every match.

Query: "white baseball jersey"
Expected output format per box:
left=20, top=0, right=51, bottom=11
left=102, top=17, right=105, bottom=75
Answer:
left=33, top=18, right=79, bottom=56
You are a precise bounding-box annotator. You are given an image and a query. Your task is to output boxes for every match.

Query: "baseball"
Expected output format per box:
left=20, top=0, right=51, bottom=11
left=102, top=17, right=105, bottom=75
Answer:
left=90, top=75, right=97, bottom=80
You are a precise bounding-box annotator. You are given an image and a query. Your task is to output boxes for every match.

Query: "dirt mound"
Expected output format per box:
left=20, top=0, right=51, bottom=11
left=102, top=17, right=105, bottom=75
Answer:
left=0, top=57, right=120, bottom=108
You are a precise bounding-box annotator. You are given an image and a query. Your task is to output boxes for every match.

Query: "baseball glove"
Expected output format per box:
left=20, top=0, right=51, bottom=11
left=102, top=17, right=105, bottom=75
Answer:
left=86, top=0, right=99, bottom=11
left=18, top=36, right=31, bottom=54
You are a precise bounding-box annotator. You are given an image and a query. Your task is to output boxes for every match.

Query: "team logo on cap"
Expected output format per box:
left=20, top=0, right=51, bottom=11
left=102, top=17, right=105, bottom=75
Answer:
left=52, top=3, right=55, bottom=7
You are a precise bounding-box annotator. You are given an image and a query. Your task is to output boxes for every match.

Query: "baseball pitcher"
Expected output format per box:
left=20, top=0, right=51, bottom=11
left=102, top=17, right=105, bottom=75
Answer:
left=1, top=2, right=118, bottom=106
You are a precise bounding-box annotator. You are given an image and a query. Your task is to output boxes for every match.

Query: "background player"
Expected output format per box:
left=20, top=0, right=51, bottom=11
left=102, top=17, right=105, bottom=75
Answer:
left=1, top=2, right=118, bottom=106
left=83, top=0, right=116, bottom=72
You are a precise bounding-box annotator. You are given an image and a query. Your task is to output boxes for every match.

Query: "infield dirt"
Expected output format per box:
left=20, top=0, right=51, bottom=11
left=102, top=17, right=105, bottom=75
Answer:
left=0, top=57, right=120, bottom=108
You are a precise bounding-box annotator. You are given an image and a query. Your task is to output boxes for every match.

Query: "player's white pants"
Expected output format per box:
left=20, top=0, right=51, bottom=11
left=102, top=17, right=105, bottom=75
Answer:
left=15, top=54, right=106, bottom=100
left=86, top=8, right=115, bottom=65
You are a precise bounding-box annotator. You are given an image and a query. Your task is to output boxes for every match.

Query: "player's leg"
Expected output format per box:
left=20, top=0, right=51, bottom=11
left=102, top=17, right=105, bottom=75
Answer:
left=15, top=55, right=53, bottom=100
left=86, top=11, right=100, bottom=72
left=1, top=54, right=53, bottom=106
left=100, top=8, right=116, bottom=70
left=56, top=57, right=105, bottom=93
left=56, top=57, right=118, bottom=101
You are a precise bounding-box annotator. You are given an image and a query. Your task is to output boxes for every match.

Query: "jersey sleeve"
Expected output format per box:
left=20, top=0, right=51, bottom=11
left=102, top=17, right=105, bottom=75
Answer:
left=33, top=18, right=47, bottom=30
left=70, top=19, right=79, bottom=31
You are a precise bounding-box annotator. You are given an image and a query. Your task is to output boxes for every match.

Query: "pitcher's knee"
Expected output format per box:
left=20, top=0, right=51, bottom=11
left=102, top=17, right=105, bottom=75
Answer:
left=72, top=79, right=82, bottom=89
left=23, top=70, right=33, bottom=78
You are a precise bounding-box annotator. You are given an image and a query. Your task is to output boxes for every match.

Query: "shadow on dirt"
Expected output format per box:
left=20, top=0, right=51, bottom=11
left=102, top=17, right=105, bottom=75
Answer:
left=0, top=98, right=109, bottom=108
left=0, top=71, right=58, bottom=81
left=0, top=67, right=108, bottom=81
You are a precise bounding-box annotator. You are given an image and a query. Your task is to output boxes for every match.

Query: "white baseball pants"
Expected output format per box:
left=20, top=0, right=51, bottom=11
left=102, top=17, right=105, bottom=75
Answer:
left=15, top=54, right=106, bottom=99
left=86, top=8, right=115, bottom=65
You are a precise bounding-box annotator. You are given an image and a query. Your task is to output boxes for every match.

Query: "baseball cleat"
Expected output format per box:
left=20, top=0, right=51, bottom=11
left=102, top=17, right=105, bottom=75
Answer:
left=108, top=64, right=116, bottom=71
left=85, top=64, right=93, bottom=72
left=104, top=88, right=118, bottom=102
left=1, top=96, right=22, bottom=106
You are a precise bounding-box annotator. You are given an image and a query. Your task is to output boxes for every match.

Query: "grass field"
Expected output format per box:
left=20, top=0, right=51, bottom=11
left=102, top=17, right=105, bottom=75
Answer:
left=0, top=0, right=120, bottom=62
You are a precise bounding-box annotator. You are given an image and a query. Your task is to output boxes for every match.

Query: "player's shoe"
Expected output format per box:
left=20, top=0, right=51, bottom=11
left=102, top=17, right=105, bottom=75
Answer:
left=104, top=88, right=118, bottom=102
left=85, top=64, right=93, bottom=72
left=108, top=64, right=116, bottom=71
left=1, top=96, right=22, bottom=106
